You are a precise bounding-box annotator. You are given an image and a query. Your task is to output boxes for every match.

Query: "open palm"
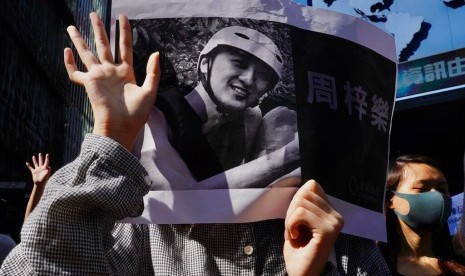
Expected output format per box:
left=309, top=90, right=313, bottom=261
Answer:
left=26, top=153, right=51, bottom=186
left=64, top=13, right=160, bottom=150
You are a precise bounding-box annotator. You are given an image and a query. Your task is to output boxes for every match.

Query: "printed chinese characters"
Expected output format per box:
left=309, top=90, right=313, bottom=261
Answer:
left=307, top=71, right=390, bottom=133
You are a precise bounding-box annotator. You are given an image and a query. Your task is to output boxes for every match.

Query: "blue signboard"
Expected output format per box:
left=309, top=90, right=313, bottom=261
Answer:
left=449, top=192, right=464, bottom=236
left=397, top=47, right=465, bottom=101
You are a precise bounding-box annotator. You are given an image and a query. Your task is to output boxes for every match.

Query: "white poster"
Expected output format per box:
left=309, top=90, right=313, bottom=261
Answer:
left=111, top=0, right=397, bottom=241
left=449, top=192, right=463, bottom=236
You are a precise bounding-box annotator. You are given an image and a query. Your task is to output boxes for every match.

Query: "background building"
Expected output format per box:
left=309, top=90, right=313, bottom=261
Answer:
left=0, top=0, right=110, bottom=241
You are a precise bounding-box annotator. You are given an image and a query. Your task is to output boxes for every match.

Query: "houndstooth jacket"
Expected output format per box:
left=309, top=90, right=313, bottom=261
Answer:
left=0, top=135, right=390, bottom=275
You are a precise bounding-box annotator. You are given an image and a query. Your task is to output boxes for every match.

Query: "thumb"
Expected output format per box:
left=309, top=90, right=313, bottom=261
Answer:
left=142, top=52, right=161, bottom=102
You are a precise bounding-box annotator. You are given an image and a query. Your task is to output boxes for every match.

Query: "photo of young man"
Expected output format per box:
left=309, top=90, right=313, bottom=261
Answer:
left=129, top=18, right=300, bottom=190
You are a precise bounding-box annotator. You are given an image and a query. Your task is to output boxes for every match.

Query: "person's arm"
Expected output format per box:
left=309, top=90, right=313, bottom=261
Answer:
left=200, top=106, right=300, bottom=189
left=283, top=180, right=344, bottom=276
left=137, top=109, right=300, bottom=190
left=24, top=153, right=51, bottom=220
left=199, top=135, right=299, bottom=189
left=0, top=12, right=160, bottom=275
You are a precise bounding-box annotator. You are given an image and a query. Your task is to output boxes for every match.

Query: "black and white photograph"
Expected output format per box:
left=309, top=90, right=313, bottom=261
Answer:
left=127, top=18, right=301, bottom=191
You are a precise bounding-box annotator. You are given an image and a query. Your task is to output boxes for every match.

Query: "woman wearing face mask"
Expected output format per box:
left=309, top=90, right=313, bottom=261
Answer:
left=379, top=154, right=465, bottom=275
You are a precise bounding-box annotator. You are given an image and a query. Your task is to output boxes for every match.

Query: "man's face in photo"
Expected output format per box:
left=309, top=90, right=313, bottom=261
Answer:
left=200, top=48, right=276, bottom=112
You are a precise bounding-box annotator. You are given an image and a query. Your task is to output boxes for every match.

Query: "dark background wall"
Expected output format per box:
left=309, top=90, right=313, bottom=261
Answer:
left=390, top=91, right=465, bottom=197
left=0, top=0, right=110, bottom=242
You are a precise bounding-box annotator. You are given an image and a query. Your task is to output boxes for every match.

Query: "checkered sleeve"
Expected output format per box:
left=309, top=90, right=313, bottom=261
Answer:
left=334, top=233, right=392, bottom=275
left=0, top=134, right=151, bottom=275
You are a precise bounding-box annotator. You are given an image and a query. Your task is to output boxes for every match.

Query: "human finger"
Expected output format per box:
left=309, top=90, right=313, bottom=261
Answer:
left=285, top=194, right=337, bottom=241
left=89, top=12, right=113, bottom=63
left=142, top=52, right=161, bottom=100
left=64, top=48, right=86, bottom=85
left=117, top=14, right=133, bottom=66
left=32, top=155, right=38, bottom=168
left=44, top=154, right=50, bottom=168
left=285, top=180, right=343, bottom=238
left=285, top=202, right=343, bottom=243
left=306, top=179, right=330, bottom=202
left=287, top=194, right=333, bottom=223
left=25, top=162, right=34, bottom=172
left=285, top=211, right=318, bottom=247
left=67, top=25, right=99, bottom=69
left=287, top=180, right=332, bottom=218
left=38, top=153, right=43, bottom=166
left=285, top=206, right=319, bottom=241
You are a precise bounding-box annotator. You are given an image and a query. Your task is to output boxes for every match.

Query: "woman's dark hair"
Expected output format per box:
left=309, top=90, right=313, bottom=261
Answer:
left=379, top=154, right=464, bottom=274
left=385, top=154, right=442, bottom=191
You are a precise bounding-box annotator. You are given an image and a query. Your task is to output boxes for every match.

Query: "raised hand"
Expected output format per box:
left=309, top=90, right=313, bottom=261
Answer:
left=26, top=153, right=51, bottom=186
left=284, top=180, right=344, bottom=276
left=64, top=12, right=160, bottom=150
left=25, top=153, right=52, bottom=219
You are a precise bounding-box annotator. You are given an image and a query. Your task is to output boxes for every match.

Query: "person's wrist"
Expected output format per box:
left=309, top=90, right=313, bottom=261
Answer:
left=33, top=181, right=46, bottom=189
left=92, top=125, right=136, bottom=151
left=92, top=131, right=133, bottom=150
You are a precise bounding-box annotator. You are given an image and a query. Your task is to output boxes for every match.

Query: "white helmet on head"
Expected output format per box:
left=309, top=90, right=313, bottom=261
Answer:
left=197, top=26, right=283, bottom=80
